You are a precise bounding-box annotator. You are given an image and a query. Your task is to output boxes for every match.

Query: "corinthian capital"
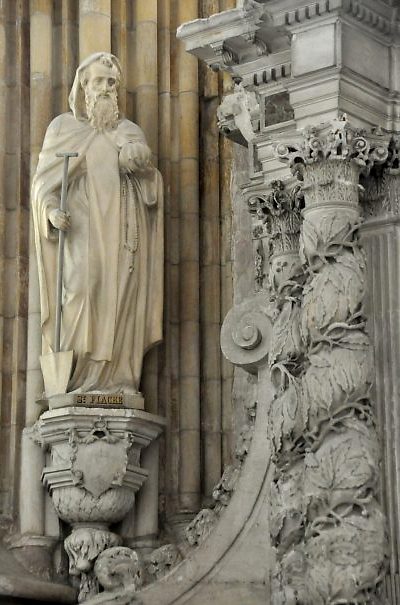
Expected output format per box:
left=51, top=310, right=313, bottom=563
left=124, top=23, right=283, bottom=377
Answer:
left=248, top=179, right=304, bottom=258
left=275, top=115, right=390, bottom=177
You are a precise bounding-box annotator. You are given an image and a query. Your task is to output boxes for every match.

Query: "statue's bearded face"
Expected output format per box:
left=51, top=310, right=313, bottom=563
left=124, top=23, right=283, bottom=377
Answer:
left=83, top=61, right=119, bottom=131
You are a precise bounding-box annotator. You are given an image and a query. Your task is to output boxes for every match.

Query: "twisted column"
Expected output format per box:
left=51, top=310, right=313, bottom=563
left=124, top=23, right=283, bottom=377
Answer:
left=269, top=117, right=390, bottom=604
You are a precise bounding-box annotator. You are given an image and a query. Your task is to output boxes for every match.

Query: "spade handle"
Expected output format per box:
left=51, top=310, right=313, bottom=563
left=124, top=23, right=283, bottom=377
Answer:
left=54, top=152, right=78, bottom=353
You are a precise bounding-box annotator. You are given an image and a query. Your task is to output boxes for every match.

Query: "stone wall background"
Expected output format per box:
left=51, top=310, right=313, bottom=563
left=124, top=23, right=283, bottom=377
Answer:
left=0, top=0, right=241, bottom=538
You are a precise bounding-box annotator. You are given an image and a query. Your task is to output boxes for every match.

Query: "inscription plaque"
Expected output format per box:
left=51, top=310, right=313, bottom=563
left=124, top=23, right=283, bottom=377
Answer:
left=42, top=391, right=145, bottom=411
left=75, top=394, right=124, bottom=405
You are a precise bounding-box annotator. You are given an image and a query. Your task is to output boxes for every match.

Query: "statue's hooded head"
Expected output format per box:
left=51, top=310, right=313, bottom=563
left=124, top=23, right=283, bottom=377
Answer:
left=68, top=52, right=123, bottom=122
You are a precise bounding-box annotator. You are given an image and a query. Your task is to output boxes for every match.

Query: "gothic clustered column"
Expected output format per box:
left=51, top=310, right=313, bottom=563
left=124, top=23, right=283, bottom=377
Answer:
left=266, top=117, right=390, bottom=604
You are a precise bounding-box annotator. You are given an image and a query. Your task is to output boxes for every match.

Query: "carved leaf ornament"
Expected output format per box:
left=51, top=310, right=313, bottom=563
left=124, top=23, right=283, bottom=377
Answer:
left=270, top=301, right=303, bottom=367
left=268, top=118, right=390, bottom=604
left=162, top=118, right=391, bottom=603
left=302, top=341, right=373, bottom=427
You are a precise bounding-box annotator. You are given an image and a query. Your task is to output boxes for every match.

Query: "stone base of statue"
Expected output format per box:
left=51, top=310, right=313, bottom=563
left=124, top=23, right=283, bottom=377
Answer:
left=35, top=406, right=165, bottom=602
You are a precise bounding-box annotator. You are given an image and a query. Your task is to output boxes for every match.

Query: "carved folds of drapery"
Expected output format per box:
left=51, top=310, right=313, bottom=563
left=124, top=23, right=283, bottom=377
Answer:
left=254, top=117, right=392, bottom=604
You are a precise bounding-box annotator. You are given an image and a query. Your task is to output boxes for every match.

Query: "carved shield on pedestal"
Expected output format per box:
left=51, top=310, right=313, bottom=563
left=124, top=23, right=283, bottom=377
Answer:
left=73, top=439, right=129, bottom=498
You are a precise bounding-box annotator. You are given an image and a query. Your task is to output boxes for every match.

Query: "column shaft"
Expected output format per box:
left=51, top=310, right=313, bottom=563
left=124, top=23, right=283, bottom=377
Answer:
left=134, top=0, right=158, bottom=158
left=220, top=133, right=234, bottom=466
left=157, top=0, right=171, bottom=518
left=199, top=9, right=222, bottom=496
left=360, top=178, right=400, bottom=602
left=165, top=0, right=181, bottom=518
left=79, top=0, right=111, bottom=61
left=21, top=0, right=53, bottom=536
left=272, top=122, right=389, bottom=603
left=178, top=0, right=200, bottom=513
left=111, top=0, right=127, bottom=114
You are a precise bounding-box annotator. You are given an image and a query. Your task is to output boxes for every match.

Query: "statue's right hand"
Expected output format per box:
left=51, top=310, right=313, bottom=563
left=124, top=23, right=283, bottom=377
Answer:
left=48, top=208, right=71, bottom=231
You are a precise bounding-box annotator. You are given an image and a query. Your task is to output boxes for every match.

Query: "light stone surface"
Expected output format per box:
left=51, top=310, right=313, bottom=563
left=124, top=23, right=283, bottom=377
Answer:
left=85, top=367, right=275, bottom=605
left=1, top=2, right=236, bottom=603
left=32, top=52, right=163, bottom=397
left=37, top=406, right=164, bottom=601
left=4, top=1, right=400, bottom=605
left=0, top=542, right=76, bottom=603
left=104, top=1, right=400, bottom=604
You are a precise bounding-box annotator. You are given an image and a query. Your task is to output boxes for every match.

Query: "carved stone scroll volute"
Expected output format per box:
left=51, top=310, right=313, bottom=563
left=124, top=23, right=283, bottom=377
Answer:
left=271, top=117, right=390, bottom=604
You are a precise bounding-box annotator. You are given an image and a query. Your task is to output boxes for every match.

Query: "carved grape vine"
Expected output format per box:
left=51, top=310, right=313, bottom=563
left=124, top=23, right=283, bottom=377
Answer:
left=271, top=119, right=390, bottom=605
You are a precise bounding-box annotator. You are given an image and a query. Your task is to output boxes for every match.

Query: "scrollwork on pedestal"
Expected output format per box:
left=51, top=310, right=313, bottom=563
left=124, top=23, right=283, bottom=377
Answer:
left=220, top=294, right=273, bottom=373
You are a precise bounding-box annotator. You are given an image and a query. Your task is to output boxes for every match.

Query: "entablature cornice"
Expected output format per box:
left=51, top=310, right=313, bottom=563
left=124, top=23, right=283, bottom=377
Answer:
left=177, top=0, right=400, bottom=80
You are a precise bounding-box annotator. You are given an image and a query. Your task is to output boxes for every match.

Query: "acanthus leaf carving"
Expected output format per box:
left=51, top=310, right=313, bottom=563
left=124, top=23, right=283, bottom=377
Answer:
left=301, top=341, right=373, bottom=427
left=269, top=301, right=303, bottom=368
left=304, top=429, right=379, bottom=519
left=269, top=376, right=303, bottom=457
left=64, top=528, right=122, bottom=603
left=249, top=181, right=304, bottom=285
left=270, top=461, right=306, bottom=554
left=270, top=119, right=388, bottom=603
left=361, top=137, right=400, bottom=220
left=301, top=252, right=366, bottom=345
left=275, top=116, right=389, bottom=177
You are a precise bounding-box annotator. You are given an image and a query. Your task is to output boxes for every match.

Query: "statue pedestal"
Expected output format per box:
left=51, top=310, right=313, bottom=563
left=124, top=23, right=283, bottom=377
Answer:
left=38, top=406, right=165, bottom=521
left=36, top=406, right=165, bottom=601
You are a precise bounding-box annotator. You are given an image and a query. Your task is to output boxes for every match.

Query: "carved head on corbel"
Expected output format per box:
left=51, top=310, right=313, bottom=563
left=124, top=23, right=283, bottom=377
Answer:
left=217, top=84, right=259, bottom=144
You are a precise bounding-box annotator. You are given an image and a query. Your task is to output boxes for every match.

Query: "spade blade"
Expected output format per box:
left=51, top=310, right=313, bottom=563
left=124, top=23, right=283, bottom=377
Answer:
left=40, top=350, right=74, bottom=398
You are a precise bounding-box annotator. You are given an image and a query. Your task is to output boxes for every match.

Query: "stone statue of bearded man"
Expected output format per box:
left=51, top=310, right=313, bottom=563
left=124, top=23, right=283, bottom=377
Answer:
left=32, top=53, right=163, bottom=395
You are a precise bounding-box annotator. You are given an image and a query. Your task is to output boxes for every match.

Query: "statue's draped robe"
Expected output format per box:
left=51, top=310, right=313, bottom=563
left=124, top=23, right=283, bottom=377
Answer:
left=32, top=113, right=163, bottom=393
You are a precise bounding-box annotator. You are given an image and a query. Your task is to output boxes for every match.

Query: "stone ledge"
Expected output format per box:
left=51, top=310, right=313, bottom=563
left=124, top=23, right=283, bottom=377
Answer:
left=0, top=544, right=76, bottom=604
